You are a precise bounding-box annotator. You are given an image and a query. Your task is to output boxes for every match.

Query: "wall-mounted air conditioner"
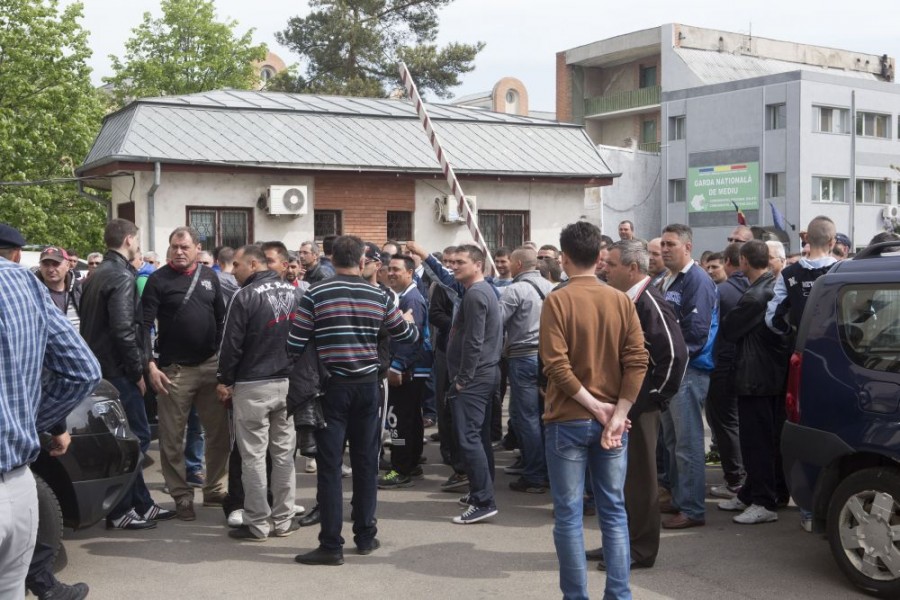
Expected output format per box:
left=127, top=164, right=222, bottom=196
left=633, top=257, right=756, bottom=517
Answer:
left=268, top=185, right=309, bottom=216
left=434, top=195, right=476, bottom=224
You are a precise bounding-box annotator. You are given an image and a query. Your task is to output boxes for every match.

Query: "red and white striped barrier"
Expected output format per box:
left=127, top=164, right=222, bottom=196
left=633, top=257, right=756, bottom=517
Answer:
left=397, top=61, right=497, bottom=276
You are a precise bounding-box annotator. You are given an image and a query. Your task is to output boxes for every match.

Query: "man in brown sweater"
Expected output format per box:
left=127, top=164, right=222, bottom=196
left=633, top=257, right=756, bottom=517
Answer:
left=539, top=221, right=648, bottom=600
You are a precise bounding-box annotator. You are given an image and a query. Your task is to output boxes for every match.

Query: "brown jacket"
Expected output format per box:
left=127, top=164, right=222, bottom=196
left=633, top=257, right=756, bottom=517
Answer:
left=539, top=275, right=648, bottom=423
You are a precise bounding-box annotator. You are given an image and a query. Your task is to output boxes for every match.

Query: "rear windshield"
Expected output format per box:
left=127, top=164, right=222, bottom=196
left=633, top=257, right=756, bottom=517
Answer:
left=838, top=284, right=900, bottom=373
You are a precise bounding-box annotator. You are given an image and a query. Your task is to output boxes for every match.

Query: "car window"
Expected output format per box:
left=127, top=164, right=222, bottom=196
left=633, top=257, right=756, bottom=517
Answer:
left=839, top=284, right=900, bottom=373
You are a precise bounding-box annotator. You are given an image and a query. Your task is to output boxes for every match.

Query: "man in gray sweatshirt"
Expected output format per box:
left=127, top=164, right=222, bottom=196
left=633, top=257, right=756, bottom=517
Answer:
left=446, top=244, right=503, bottom=524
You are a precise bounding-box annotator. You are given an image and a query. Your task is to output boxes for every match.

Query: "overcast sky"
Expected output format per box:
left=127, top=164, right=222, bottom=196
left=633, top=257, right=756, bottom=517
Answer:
left=70, top=0, right=900, bottom=110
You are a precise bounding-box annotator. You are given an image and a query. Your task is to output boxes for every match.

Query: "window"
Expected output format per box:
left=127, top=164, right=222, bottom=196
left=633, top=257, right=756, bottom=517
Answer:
left=314, top=210, right=342, bottom=239
left=639, top=65, right=657, bottom=89
left=812, top=177, right=848, bottom=203
left=478, top=211, right=529, bottom=252
left=856, top=112, right=891, bottom=138
left=669, top=116, right=685, bottom=141
left=386, top=211, right=413, bottom=242
left=669, top=179, right=686, bottom=204
left=856, top=179, right=889, bottom=204
left=187, top=207, right=252, bottom=250
left=641, top=119, right=657, bottom=144
left=260, top=66, right=276, bottom=83
left=766, top=172, right=786, bottom=198
left=766, top=103, right=786, bottom=130
left=814, top=106, right=850, bottom=134
left=839, top=285, right=900, bottom=373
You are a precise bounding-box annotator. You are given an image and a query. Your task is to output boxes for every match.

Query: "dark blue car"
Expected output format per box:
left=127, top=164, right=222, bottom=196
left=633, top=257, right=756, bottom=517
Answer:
left=781, top=242, right=900, bottom=598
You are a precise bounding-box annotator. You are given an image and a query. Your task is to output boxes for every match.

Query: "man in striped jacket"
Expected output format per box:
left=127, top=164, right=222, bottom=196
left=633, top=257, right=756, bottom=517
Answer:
left=288, top=235, right=417, bottom=566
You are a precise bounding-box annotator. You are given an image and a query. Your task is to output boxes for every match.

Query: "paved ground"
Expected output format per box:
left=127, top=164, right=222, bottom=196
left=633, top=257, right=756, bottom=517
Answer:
left=53, top=433, right=867, bottom=600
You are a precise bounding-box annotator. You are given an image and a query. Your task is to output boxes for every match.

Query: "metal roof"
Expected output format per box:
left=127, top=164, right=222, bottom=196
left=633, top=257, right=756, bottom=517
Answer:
left=80, top=91, right=613, bottom=179
left=676, top=48, right=880, bottom=85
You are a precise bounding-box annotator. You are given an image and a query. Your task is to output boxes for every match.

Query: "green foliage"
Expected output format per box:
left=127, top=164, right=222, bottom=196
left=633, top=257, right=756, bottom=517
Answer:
left=272, top=0, right=484, bottom=99
left=104, top=0, right=267, bottom=107
left=0, top=0, right=107, bottom=254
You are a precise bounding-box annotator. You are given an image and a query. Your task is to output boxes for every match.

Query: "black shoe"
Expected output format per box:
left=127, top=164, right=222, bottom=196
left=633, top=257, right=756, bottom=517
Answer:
left=140, top=504, right=177, bottom=521
left=409, top=465, right=424, bottom=479
left=298, top=505, right=321, bottom=527
left=429, top=432, right=440, bottom=442
left=440, top=472, right=469, bottom=492
left=228, top=525, right=267, bottom=542
left=39, top=582, right=89, bottom=600
left=509, top=477, right=547, bottom=494
left=585, top=547, right=604, bottom=561
left=595, top=551, right=654, bottom=571
left=271, top=520, right=302, bottom=538
left=295, top=546, right=344, bottom=566
left=357, top=538, right=381, bottom=555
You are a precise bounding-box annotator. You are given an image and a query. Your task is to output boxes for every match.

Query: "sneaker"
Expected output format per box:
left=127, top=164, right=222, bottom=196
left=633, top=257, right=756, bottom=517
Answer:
left=140, top=504, right=177, bottom=521
left=705, top=450, right=721, bottom=465
left=458, top=494, right=474, bottom=507
left=429, top=432, right=440, bottom=442
left=509, top=477, right=547, bottom=494
left=202, top=492, right=227, bottom=507
left=186, top=471, right=205, bottom=488
left=176, top=499, right=196, bottom=521
left=733, top=504, right=778, bottom=525
left=491, top=440, right=505, bottom=451
left=291, top=504, right=306, bottom=517
left=422, top=417, right=436, bottom=428
left=440, top=472, right=469, bottom=492
left=305, top=458, right=317, bottom=473
left=717, top=497, right=748, bottom=512
left=341, top=464, right=352, bottom=478
left=228, top=525, right=267, bottom=542
left=227, top=509, right=244, bottom=528
left=409, top=465, right=424, bottom=479
left=378, top=470, right=413, bottom=489
left=452, top=504, right=498, bottom=525
left=107, top=509, right=157, bottom=530
left=503, top=457, right=524, bottom=475
left=800, top=515, right=813, bottom=532
left=38, top=581, right=89, bottom=600
left=710, top=484, right=741, bottom=499
left=271, top=520, right=301, bottom=538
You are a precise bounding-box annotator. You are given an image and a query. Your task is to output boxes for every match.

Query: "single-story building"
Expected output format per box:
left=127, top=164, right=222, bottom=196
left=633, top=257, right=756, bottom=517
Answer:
left=77, top=90, right=617, bottom=254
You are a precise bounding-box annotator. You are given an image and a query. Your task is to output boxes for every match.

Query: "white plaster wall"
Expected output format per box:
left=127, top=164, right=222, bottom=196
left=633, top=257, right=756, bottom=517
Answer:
left=595, top=146, right=662, bottom=240
left=413, top=179, right=597, bottom=251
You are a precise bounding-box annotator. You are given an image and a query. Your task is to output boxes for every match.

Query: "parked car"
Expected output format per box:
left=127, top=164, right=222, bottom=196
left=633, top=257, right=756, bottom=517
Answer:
left=782, top=242, right=900, bottom=598
left=29, top=380, right=141, bottom=570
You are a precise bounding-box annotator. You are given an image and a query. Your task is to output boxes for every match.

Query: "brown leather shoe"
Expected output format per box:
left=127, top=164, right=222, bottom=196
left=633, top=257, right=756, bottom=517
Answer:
left=176, top=499, right=196, bottom=521
left=659, top=500, right=679, bottom=514
left=658, top=487, right=673, bottom=504
left=662, top=512, right=705, bottom=529
left=202, top=492, right=227, bottom=507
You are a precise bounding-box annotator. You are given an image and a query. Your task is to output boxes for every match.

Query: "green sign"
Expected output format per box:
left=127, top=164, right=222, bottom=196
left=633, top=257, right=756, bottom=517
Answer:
left=687, top=162, right=759, bottom=213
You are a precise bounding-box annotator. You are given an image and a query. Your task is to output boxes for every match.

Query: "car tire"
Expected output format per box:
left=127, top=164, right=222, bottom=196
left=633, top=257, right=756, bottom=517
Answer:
left=33, top=473, right=64, bottom=571
left=827, top=467, right=900, bottom=598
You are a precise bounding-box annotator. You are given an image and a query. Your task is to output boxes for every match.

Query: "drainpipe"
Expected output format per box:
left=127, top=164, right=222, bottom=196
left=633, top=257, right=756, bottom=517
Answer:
left=849, top=91, right=856, bottom=249
left=147, top=162, right=161, bottom=252
left=77, top=180, right=112, bottom=221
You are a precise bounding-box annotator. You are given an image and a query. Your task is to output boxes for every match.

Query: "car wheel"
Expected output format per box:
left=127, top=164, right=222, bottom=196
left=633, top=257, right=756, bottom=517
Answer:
left=33, top=473, right=64, bottom=571
left=827, top=467, right=900, bottom=598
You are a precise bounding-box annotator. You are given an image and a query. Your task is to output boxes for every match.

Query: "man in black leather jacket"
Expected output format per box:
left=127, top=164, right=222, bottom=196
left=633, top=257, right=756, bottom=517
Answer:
left=80, top=218, right=173, bottom=529
left=718, top=240, right=790, bottom=526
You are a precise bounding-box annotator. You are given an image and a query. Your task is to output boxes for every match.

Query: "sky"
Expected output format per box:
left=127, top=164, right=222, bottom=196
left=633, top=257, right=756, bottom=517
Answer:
left=69, top=0, right=900, bottom=110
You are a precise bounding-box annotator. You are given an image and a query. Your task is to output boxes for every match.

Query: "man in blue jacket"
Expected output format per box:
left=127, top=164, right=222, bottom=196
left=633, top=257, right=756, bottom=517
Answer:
left=658, top=224, right=718, bottom=529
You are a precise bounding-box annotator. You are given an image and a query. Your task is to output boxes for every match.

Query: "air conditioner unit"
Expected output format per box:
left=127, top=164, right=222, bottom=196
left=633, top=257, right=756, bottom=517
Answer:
left=267, top=185, right=309, bottom=216
left=882, top=205, right=898, bottom=219
left=433, top=195, right=476, bottom=224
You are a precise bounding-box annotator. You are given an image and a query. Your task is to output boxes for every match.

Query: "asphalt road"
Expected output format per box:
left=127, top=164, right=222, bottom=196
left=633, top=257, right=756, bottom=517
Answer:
left=52, top=435, right=867, bottom=600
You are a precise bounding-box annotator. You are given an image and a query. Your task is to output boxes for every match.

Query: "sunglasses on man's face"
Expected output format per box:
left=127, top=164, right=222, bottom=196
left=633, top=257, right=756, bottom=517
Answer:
left=88, top=262, right=101, bottom=266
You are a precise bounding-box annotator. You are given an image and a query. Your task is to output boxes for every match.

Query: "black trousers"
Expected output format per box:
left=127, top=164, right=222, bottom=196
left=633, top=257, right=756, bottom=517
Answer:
left=706, top=371, right=745, bottom=487
left=490, top=357, right=508, bottom=442
left=624, top=409, right=661, bottom=565
left=387, top=378, right=426, bottom=475
left=736, top=395, right=788, bottom=510
left=223, top=442, right=272, bottom=515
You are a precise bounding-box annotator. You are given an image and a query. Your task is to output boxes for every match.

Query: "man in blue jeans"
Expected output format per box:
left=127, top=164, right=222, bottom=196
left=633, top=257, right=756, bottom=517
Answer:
left=540, top=222, right=648, bottom=600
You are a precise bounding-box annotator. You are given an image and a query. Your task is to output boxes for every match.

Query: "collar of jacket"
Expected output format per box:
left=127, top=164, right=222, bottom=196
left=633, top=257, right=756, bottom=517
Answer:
left=512, top=269, right=541, bottom=283
left=103, top=249, right=137, bottom=274
left=242, top=269, right=280, bottom=287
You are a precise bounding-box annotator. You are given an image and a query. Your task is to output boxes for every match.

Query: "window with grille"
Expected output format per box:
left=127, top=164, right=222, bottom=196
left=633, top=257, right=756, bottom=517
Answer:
left=314, top=210, right=342, bottom=239
left=186, top=207, right=252, bottom=250
left=477, top=211, right=529, bottom=252
left=387, top=211, right=413, bottom=242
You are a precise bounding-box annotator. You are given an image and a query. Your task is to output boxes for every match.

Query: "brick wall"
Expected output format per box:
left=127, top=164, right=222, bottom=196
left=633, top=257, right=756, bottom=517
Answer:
left=556, top=51, right=573, bottom=123
left=313, top=174, right=415, bottom=244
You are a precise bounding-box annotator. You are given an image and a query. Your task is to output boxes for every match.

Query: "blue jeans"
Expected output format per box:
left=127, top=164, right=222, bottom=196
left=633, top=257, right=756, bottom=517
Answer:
left=314, top=379, right=380, bottom=551
left=184, top=405, right=205, bottom=474
left=659, top=366, right=710, bottom=521
left=507, top=355, right=546, bottom=484
left=108, top=377, right=154, bottom=518
left=546, top=420, right=630, bottom=600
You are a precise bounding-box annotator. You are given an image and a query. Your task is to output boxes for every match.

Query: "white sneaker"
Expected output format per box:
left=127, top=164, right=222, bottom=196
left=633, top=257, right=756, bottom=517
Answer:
left=341, top=464, right=352, bottom=478
left=733, top=504, right=778, bottom=524
left=717, top=497, right=748, bottom=512
left=227, top=509, right=244, bottom=528
left=305, top=458, right=317, bottom=473
left=710, top=484, right=740, bottom=499
left=291, top=504, right=306, bottom=517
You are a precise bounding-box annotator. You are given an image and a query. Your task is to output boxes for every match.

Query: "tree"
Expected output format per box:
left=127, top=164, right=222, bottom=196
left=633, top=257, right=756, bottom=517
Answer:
left=271, top=0, right=484, bottom=99
left=104, top=0, right=267, bottom=107
left=0, top=0, right=107, bottom=254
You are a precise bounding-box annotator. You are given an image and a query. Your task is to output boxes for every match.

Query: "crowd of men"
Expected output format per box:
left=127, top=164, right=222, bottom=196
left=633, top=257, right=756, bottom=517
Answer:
left=2, top=213, right=895, bottom=600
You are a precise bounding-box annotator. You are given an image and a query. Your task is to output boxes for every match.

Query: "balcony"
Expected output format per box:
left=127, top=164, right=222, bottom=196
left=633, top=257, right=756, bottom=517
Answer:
left=584, top=85, right=661, bottom=118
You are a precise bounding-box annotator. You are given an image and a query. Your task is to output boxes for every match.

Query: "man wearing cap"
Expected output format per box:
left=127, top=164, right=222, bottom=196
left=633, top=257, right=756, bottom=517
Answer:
left=0, top=223, right=101, bottom=599
left=36, top=247, right=83, bottom=328
left=834, top=233, right=852, bottom=260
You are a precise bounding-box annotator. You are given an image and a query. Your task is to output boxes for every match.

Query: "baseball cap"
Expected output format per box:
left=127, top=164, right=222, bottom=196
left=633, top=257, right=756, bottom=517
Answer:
left=364, top=242, right=382, bottom=264
left=835, top=233, right=852, bottom=248
left=0, top=223, right=26, bottom=248
left=40, top=247, right=68, bottom=263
